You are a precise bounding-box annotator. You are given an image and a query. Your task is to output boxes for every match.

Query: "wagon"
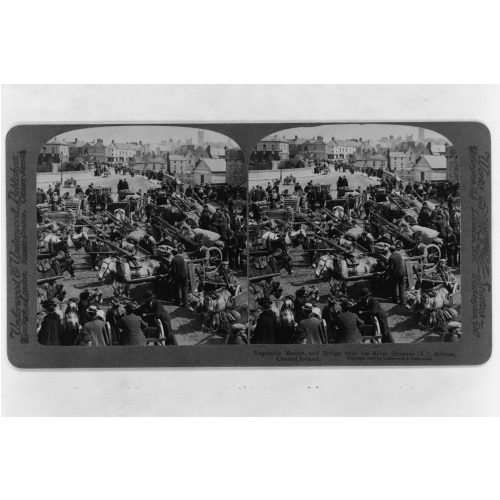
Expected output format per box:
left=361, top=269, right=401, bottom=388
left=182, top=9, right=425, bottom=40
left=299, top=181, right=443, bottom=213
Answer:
left=141, top=314, right=166, bottom=346
left=370, top=212, right=441, bottom=265
left=310, top=184, right=331, bottom=193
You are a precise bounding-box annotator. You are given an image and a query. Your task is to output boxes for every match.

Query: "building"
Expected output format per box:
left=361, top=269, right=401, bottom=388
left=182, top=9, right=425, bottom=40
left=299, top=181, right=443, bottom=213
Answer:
left=194, top=159, right=227, bottom=185
left=134, top=155, right=168, bottom=171
left=326, top=138, right=358, bottom=160
left=37, top=139, right=70, bottom=172
left=288, top=136, right=309, bottom=157
left=388, top=151, right=409, bottom=172
left=354, top=153, right=388, bottom=171
left=65, top=138, right=91, bottom=162
left=192, top=146, right=210, bottom=164
left=414, top=155, right=447, bottom=181
left=418, top=127, right=425, bottom=142
left=88, top=139, right=108, bottom=162
left=169, top=154, right=189, bottom=175
left=106, top=141, right=137, bottom=163
left=183, top=151, right=197, bottom=171
left=429, top=143, right=446, bottom=156
left=255, top=135, right=290, bottom=160
left=207, top=145, right=226, bottom=159
left=303, top=136, right=327, bottom=160
left=197, top=130, right=204, bottom=145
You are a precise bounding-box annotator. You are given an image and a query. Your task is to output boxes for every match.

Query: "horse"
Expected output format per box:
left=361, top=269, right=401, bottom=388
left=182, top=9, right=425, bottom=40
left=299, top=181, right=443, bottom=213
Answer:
left=405, top=285, right=457, bottom=331
left=315, top=253, right=382, bottom=280
left=98, top=256, right=168, bottom=283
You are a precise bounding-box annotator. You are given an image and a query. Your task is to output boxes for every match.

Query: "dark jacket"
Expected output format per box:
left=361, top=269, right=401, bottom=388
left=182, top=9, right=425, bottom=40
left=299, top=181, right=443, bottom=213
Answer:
left=134, top=299, right=175, bottom=344
left=37, top=312, right=62, bottom=346
left=200, top=211, right=212, bottom=229
left=171, top=254, right=188, bottom=279
left=332, top=312, right=363, bottom=344
left=388, top=251, right=406, bottom=277
left=117, top=313, right=147, bottom=345
left=79, top=318, right=109, bottom=346
left=352, top=296, right=389, bottom=332
left=252, top=309, right=277, bottom=344
left=293, top=316, right=326, bottom=345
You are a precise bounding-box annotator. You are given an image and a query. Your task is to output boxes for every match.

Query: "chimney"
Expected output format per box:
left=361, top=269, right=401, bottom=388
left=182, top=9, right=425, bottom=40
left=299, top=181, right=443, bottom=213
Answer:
left=295, top=135, right=298, bottom=140
left=75, top=138, right=78, bottom=142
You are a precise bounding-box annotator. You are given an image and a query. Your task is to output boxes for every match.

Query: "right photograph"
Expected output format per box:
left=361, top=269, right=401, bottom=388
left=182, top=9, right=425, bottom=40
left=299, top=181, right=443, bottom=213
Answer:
left=247, top=124, right=461, bottom=344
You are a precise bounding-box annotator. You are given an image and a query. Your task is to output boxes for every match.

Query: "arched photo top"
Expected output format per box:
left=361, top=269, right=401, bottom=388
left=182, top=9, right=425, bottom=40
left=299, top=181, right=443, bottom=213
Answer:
left=35, top=124, right=248, bottom=348
left=37, top=125, right=246, bottom=189
left=247, top=123, right=461, bottom=345
left=248, top=123, right=457, bottom=187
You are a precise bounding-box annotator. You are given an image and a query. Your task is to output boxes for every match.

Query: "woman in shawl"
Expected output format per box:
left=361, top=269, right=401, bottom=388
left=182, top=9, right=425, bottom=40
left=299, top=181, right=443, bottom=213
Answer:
left=276, top=298, right=296, bottom=344
left=251, top=298, right=277, bottom=344
left=61, top=300, right=81, bottom=346
left=37, top=300, right=63, bottom=346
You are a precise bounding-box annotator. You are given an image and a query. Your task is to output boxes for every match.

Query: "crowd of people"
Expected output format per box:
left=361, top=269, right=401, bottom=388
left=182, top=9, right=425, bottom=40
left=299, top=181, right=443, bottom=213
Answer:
left=37, top=289, right=178, bottom=346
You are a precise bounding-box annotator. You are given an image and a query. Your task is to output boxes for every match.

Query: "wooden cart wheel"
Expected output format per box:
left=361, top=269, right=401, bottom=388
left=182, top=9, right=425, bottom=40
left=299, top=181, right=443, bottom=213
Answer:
left=402, top=214, right=417, bottom=226
left=208, top=247, right=223, bottom=268
left=184, top=217, right=198, bottom=229
left=426, top=244, right=441, bottom=265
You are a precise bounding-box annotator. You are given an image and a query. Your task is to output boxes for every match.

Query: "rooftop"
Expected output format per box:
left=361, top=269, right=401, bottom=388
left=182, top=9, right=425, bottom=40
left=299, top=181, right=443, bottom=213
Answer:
left=418, top=155, right=447, bottom=169
left=198, top=158, right=227, bottom=172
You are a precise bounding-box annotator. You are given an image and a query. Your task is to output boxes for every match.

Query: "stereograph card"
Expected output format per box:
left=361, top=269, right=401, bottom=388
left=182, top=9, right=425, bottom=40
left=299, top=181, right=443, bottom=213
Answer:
left=4, top=118, right=491, bottom=367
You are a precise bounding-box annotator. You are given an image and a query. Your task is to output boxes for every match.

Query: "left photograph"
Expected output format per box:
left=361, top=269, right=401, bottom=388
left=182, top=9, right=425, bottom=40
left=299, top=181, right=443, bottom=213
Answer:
left=36, top=126, right=248, bottom=346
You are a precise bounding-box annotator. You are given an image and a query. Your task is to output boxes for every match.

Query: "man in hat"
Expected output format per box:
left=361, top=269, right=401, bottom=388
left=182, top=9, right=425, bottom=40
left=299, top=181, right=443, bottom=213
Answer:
left=79, top=305, right=110, bottom=346
left=330, top=300, right=363, bottom=344
left=351, top=288, right=394, bottom=343
left=251, top=298, right=277, bottom=344
left=388, top=247, right=406, bottom=305
left=200, top=205, right=212, bottom=230
left=358, top=230, right=374, bottom=253
left=134, top=290, right=177, bottom=345
left=443, top=321, right=462, bottom=342
left=442, top=226, right=458, bottom=266
left=292, top=303, right=327, bottom=344
left=227, top=323, right=248, bottom=345
left=37, top=300, right=62, bottom=346
left=170, top=248, right=188, bottom=307
left=116, top=303, right=148, bottom=346
left=418, top=202, right=431, bottom=228
left=414, top=235, right=428, bottom=262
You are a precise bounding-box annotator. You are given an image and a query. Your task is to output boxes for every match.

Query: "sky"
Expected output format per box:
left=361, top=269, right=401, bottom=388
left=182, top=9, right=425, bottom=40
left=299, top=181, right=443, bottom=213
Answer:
left=54, top=125, right=236, bottom=146
left=267, top=124, right=450, bottom=143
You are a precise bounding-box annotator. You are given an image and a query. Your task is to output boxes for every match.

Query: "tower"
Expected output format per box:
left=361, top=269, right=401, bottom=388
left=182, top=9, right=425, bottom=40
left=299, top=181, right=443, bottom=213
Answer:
left=418, top=127, right=425, bottom=142
left=198, top=130, right=204, bottom=145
